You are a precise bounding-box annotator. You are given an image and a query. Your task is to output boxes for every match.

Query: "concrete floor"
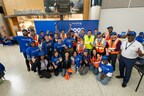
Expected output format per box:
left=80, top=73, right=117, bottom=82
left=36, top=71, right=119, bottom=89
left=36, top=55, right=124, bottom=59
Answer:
left=0, top=45, right=144, bottom=96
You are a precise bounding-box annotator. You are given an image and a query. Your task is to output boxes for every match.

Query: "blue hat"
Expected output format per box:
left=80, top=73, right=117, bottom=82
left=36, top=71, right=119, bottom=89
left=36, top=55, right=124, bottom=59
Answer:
left=139, top=32, right=144, bottom=35
left=84, top=49, right=88, bottom=52
left=107, top=26, right=113, bottom=29
left=101, top=56, right=108, bottom=60
left=38, top=51, right=45, bottom=56
left=22, top=29, right=28, bottom=32
left=110, top=32, right=117, bottom=36
left=97, top=31, right=101, bottom=35
left=127, top=31, right=136, bottom=36
left=30, top=40, right=35, bottom=44
left=29, top=28, right=35, bottom=32
left=58, top=37, right=62, bottom=39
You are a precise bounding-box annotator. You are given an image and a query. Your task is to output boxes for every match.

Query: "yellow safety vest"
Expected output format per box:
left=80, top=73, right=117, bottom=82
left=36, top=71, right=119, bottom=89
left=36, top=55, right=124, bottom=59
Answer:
left=84, top=35, right=94, bottom=49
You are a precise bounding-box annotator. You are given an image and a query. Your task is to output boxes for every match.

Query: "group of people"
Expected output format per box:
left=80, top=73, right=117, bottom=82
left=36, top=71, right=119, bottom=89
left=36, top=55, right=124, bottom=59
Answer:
left=0, top=25, right=144, bottom=87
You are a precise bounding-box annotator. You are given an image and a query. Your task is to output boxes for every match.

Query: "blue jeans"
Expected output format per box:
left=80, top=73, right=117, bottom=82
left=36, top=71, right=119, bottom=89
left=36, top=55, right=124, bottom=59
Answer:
left=90, top=64, right=99, bottom=75
left=97, top=73, right=111, bottom=85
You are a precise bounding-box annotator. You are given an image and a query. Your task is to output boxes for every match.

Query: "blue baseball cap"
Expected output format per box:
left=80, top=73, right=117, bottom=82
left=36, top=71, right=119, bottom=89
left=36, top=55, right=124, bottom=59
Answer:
left=127, top=31, right=136, bottom=36
left=110, top=32, right=117, bottom=36
left=30, top=40, right=35, bottom=44
left=84, top=49, right=88, bottom=52
left=58, top=37, right=62, bottom=39
left=97, top=31, right=101, bottom=35
left=139, top=32, right=144, bottom=35
left=101, top=56, right=108, bottom=60
left=107, top=26, right=113, bottom=29
left=38, top=51, right=45, bottom=56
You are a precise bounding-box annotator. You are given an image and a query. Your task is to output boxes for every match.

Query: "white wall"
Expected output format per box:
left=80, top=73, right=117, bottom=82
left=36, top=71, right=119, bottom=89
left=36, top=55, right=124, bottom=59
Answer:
left=98, top=8, right=144, bottom=35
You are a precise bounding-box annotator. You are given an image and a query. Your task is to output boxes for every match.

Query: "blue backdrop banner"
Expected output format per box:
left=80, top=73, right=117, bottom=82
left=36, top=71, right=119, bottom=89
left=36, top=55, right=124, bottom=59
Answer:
left=34, top=20, right=99, bottom=34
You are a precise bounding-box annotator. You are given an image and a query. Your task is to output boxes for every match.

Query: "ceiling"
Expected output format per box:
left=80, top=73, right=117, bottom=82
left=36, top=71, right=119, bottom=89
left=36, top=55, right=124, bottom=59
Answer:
left=101, top=0, right=144, bottom=9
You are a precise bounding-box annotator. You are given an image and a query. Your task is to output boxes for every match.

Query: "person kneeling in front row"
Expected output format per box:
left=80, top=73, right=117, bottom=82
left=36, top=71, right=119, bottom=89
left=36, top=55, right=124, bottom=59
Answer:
left=97, top=55, right=113, bottom=85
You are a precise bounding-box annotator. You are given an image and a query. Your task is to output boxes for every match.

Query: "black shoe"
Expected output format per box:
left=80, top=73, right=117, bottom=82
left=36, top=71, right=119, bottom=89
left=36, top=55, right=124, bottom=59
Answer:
left=116, top=76, right=123, bottom=79
left=39, top=75, right=43, bottom=78
left=122, top=82, right=127, bottom=87
left=27, top=68, right=30, bottom=72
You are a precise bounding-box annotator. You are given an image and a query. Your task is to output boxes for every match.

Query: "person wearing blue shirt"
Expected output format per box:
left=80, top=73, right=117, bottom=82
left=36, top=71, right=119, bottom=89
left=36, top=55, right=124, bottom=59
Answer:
left=71, top=51, right=82, bottom=74
left=79, top=29, right=85, bottom=39
left=0, top=63, right=5, bottom=80
left=42, top=34, right=54, bottom=61
left=64, top=33, right=75, bottom=56
left=79, top=49, right=91, bottom=75
left=26, top=40, right=40, bottom=71
left=51, top=51, right=63, bottom=76
left=54, top=37, right=66, bottom=57
left=97, top=55, right=113, bottom=85
left=136, top=32, right=144, bottom=44
left=1, top=28, right=33, bottom=72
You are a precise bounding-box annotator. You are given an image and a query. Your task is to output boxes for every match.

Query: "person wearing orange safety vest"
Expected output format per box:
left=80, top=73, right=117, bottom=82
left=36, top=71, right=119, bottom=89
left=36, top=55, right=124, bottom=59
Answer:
left=94, top=32, right=106, bottom=56
left=106, top=32, right=121, bottom=71
left=90, top=49, right=101, bottom=75
left=29, top=28, right=39, bottom=46
left=104, top=26, right=113, bottom=42
left=84, top=30, right=95, bottom=54
left=76, top=38, right=85, bottom=55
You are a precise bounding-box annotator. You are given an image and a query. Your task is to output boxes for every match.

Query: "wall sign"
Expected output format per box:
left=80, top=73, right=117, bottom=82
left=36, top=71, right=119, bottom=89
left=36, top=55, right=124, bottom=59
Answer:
left=14, top=9, right=42, bottom=15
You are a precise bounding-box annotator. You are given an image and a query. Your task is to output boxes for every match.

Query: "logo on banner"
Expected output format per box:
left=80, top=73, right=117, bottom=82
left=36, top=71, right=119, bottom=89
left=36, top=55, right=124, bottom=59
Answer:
left=71, top=28, right=84, bottom=34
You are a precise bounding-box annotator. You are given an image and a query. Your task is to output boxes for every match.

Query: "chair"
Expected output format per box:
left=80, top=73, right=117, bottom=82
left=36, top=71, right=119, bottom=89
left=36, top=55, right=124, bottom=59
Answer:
left=134, top=64, right=144, bottom=92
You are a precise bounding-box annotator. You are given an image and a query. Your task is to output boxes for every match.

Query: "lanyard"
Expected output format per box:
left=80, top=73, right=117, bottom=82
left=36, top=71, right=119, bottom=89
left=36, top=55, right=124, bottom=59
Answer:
left=125, top=41, right=135, bottom=50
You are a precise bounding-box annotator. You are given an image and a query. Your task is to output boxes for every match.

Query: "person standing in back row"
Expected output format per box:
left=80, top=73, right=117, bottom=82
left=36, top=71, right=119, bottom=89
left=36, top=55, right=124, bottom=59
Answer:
left=116, top=31, right=144, bottom=87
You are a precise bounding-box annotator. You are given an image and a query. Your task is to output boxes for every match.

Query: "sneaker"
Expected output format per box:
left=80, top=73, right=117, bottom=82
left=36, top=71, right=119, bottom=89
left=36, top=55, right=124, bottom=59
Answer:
left=116, top=76, right=123, bottom=79
left=122, top=82, right=127, bottom=87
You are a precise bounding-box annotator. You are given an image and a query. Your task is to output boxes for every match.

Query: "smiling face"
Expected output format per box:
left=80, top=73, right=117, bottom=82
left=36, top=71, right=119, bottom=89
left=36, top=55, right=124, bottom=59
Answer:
left=31, top=41, right=36, bottom=47
left=73, top=51, right=77, bottom=57
left=92, top=49, right=97, bottom=55
left=127, top=35, right=135, bottom=42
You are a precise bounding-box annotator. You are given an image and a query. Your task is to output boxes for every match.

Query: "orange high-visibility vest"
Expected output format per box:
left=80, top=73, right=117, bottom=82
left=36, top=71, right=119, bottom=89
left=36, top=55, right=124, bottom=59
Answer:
left=95, top=38, right=105, bottom=53
left=108, top=38, right=120, bottom=54
left=77, top=42, right=85, bottom=54
left=105, top=32, right=110, bottom=42
left=91, top=54, right=101, bottom=68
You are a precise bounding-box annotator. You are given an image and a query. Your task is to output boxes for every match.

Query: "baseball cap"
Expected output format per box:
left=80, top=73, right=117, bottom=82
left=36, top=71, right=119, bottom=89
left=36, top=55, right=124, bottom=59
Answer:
left=101, top=55, right=108, bottom=60
left=22, top=29, right=28, bottom=32
left=38, top=51, right=45, bottom=56
left=127, top=31, right=136, bottom=36
left=84, top=49, right=88, bottom=52
left=97, top=31, right=101, bottom=35
left=107, top=26, right=113, bottom=29
left=110, top=32, right=117, bottom=36
left=58, top=37, right=62, bottom=39
left=139, top=32, right=144, bottom=35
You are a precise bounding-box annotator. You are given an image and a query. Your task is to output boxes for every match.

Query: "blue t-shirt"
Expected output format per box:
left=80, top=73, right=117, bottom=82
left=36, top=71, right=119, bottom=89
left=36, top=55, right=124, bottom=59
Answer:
left=42, top=40, right=54, bottom=55
left=136, top=36, right=144, bottom=43
left=64, top=37, right=74, bottom=48
left=13, top=36, right=32, bottom=53
left=54, top=42, right=66, bottom=53
left=99, top=62, right=113, bottom=75
left=26, top=46, right=40, bottom=60
left=73, top=54, right=82, bottom=68
left=79, top=34, right=85, bottom=39
left=51, top=55, right=62, bottom=66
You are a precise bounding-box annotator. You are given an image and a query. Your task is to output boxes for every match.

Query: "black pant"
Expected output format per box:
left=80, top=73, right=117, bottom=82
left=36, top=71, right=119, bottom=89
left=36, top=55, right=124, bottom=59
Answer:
left=119, top=55, right=136, bottom=83
left=54, top=66, right=62, bottom=76
left=108, top=54, right=117, bottom=71
left=23, top=52, right=30, bottom=70
left=40, top=70, right=51, bottom=78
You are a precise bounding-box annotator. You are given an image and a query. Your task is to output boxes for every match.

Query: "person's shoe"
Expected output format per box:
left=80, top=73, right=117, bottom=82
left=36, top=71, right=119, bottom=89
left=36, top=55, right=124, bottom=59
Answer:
left=39, top=75, right=43, bottom=78
left=122, top=82, right=127, bottom=87
left=27, top=68, right=30, bottom=72
left=116, top=76, right=123, bottom=79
